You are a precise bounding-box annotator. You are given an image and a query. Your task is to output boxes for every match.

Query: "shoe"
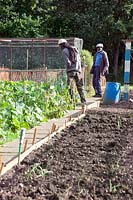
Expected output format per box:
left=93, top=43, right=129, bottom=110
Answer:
left=81, top=99, right=87, bottom=104
left=93, top=94, right=102, bottom=97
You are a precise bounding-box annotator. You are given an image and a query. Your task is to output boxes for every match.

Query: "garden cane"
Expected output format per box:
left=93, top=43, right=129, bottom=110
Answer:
left=18, top=128, right=26, bottom=165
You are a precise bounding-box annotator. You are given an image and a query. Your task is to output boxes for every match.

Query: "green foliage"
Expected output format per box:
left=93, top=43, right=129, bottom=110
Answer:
left=11, top=15, right=42, bottom=38
left=0, top=80, right=74, bottom=145
left=0, top=0, right=132, bottom=42
left=80, top=49, right=93, bottom=94
left=129, top=31, right=133, bottom=39
left=49, top=0, right=133, bottom=77
left=0, top=0, right=132, bottom=77
left=0, top=0, right=49, bottom=37
left=80, top=50, right=93, bottom=68
left=26, top=163, right=53, bottom=179
left=0, top=14, right=42, bottom=38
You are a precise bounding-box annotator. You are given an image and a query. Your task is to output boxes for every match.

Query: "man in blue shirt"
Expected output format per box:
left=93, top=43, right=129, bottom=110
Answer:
left=90, top=43, right=109, bottom=97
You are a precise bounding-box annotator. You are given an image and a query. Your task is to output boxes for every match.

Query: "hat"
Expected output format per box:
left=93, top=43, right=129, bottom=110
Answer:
left=58, top=39, right=67, bottom=45
left=96, top=43, right=104, bottom=48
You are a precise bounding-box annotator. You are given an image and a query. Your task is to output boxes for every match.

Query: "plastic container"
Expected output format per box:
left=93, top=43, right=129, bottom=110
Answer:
left=103, top=82, right=121, bottom=104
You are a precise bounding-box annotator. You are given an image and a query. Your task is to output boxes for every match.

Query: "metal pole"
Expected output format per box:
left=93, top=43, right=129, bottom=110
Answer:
left=26, top=49, right=29, bottom=70
left=124, top=41, right=131, bottom=101
left=10, top=45, right=12, bottom=81
left=18, top=128, right=26, bottom=164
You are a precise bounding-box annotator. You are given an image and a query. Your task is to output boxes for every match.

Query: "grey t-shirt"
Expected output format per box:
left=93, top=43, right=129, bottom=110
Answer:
left=62, top=47, right=81, bottom=73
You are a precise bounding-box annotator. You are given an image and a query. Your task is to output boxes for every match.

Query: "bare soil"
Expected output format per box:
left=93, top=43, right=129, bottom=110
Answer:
left=0, top=91, right=133, bottom=200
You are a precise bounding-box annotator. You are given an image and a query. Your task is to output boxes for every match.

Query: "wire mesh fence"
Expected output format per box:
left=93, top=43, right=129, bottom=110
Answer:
left=0, top=37, right=83, bottom=82
left=0, top=38, right=83, bottom=69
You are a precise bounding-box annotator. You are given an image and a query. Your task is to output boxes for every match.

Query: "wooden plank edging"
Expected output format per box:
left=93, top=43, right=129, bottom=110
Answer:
left=0, top=101, right=100, bottom=176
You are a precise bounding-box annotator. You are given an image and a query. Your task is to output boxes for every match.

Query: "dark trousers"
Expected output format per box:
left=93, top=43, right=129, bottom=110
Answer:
left=92, top=67, right=102, bottom=95
left=67, top=71, right=86, bottom=103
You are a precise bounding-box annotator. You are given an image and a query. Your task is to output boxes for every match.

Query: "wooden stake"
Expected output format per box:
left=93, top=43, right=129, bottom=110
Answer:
left=0, top=154, right=3, bottom=164
left=51, top=123, right=54, bottom=133
left=48, top=123, right=56, bottom=143
left=32, top=128, right=38, bottom=145
left=23, top=139, right=28, bottom=152
left=48, top=130, right=51, bottom=143
left=54, top=123, right=56, bottom=131
left=0, top=162, right=4, bottom=174
left=68, top=115, right=72, bottom=121
left=51, top=123, right=56, bottom=133
left=65, top=120, right=67, bottom=128
left=81, top=105, right=86, bottom=114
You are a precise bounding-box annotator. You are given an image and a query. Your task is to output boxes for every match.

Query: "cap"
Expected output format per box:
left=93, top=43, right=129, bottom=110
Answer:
left=96, top=43, right=104, bottom=48
left=58, top=39, right=67, bottom=45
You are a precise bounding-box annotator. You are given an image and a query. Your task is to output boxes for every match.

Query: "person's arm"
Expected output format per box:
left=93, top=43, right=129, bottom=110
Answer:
left=102, top=51, right=109, bottom=75
left=62, top=48, right=71, bottom=67
left=103, top=51, right=109, bottom=68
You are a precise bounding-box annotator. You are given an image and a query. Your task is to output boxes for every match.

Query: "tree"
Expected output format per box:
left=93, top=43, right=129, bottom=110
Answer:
left=0, top=0, right=42, bottom=37
left=50, top=0, right=133, bottom=79
left=0, top=0, right=132, bottom=79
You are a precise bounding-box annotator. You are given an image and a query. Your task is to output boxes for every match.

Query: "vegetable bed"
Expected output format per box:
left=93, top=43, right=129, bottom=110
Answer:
left=0, top=92, right=132, bottom=200
left=0, top=80, right=73, bottom=145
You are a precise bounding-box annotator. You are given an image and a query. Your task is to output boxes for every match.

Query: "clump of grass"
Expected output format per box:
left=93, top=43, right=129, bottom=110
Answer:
left=117, top=115, right=122, bottom=129
left=111, top=159, right=120, bottom=172
left=109, top=179, right=120, bottom=193
left=25, top=163, right=53, bottom=179
left=109, top=179, right=129, bottom=194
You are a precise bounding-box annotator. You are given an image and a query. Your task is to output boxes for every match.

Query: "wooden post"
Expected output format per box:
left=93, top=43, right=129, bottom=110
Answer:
left=0, top=162, right=4, bottom=174
left=51, top=123, right=56, bottom=133
left=32, top=128, right=38, bottom=145
left=23, top=139, right=28, bottom=152
left=45, top=67, right=48, bottom=81
left=124, top=40, right=131, bottom=101
left=48, top=123, right=56, bottom=143
left=53, top=123, right=56, bottom=131
left=0, top=154, right=3, bottom=164
left=65, top=120, right=67, bottom=128
left=68, top=115, right=72, bottom=121
left=48, top=130, right=51, bottom=143
left=81, top=105, right=86, bottom=114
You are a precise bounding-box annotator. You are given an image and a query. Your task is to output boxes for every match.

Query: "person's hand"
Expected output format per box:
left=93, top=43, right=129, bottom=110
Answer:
left=67, top=60, right=71, bottom=68
left=102, top=67, right=108, bottom=76
left=100, top=72, right=104, bottom=77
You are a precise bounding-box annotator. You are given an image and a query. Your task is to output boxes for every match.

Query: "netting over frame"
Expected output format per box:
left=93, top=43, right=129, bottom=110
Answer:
left=0, top=38, right=83, bottom=70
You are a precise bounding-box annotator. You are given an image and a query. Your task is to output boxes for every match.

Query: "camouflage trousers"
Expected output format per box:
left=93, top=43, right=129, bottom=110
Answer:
left=67, top=71, right=86, bottom=103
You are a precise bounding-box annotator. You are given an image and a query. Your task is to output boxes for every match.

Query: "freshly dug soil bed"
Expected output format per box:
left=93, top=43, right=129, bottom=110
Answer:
left=0, top=93, right=133, bottom=200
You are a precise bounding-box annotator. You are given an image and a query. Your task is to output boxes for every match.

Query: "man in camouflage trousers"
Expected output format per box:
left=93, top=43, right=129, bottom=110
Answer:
left=58, top=39, right=86, bottom=104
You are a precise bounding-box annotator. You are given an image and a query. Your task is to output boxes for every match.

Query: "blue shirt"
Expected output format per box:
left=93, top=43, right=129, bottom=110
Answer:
left=94, top=51, right=103, bottom=67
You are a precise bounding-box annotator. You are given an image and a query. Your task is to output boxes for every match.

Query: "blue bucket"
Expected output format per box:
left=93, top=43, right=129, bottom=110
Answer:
left=103, top=82, right=121, bottom=104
